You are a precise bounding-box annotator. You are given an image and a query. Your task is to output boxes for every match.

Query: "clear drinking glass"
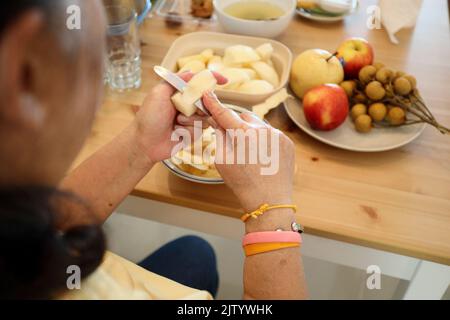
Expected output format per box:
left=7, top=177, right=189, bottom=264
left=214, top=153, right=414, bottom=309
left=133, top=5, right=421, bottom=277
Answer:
left=104, top=2, right=141, bottom=91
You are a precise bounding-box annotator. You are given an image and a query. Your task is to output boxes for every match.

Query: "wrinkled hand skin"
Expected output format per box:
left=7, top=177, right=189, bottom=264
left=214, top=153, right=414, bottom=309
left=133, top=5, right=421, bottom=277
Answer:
left=201, top=91, right=296, bottom=229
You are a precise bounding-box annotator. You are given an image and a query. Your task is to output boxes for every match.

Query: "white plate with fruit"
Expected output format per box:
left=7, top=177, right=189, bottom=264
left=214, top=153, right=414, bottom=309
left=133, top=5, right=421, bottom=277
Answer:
left=284, top=93, right=426, bottom=152
left=296, top=0, right=359, bottom=23
left=284, top=38, right=447, bottom=152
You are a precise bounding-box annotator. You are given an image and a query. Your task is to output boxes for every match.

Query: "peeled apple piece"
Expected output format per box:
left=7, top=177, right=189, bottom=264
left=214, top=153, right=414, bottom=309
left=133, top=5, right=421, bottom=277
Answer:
left=250, top=61, right=279, bottom=87
left=218, top=68, right=251, bottom=90
left=237, top=80, right=274, bottom=94
left=202, top=141, right=216, bottom=166
left=171, top=93, right=193, bottom=117
left=200, top=49, right=214, bottom=62
left=256, top=43, right=274, bottom=61
left=223, top=45, right=261, bottom=66
left=252, top=88, right=291, bottom=119
left=179, top=60, right=206, bottom=73
left=185, top=69, right=217, bottom=93
left=177, top=54, right=207, bottom=69
left=171, top=70, right=217, bottom=117
left=173, top=151, right=210, bottom=171
left=202, top=127, right=215, bottom=143
left=207, top=56, right=225, bottom=72
left=177, top=49, right=213, bottom=70
left=239, top=68, right=258, bottom=80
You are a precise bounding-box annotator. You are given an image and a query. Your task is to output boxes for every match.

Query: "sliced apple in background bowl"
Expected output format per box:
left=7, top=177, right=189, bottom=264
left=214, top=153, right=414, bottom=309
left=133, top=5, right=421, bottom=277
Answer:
left=160, top=32, right=293, bottom=106
left=237, top=80, right=274, bottom=94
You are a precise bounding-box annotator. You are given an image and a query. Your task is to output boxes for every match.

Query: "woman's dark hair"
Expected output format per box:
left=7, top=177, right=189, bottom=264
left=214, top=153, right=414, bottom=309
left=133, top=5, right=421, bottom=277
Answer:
left=2, top=0, right=78, bottom=33
left=0, top=186, right=106, bottom=299
left=1, top=1, right=50, bottom=33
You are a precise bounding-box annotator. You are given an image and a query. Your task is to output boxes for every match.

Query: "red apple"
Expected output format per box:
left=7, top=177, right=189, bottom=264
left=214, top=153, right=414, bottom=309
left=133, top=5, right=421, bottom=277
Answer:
left=303, top=84, right=349, bottom=131
left=336, top=38, right=374, bottom=79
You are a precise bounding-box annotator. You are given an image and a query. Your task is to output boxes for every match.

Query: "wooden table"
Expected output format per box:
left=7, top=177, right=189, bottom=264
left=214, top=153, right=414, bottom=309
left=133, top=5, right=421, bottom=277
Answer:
left=75, top=0, right=450, bottom=283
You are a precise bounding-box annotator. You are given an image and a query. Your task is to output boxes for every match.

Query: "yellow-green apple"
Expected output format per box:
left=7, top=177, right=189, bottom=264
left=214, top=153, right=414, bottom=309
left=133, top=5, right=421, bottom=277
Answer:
left=303, top=84, right=349, bottom=131
left=290, top=49, right=344, bottom=99
left=337, top=37, right=374, bottom=79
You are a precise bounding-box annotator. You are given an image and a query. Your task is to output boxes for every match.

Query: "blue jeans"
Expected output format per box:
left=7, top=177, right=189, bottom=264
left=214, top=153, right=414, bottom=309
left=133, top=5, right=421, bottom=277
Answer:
left=138, top=235, right=219, bottom=297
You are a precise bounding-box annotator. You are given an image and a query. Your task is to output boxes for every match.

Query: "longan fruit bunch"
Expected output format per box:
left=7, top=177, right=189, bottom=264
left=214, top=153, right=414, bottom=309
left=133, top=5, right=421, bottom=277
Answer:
left=339, top=62, right=417, bottom=133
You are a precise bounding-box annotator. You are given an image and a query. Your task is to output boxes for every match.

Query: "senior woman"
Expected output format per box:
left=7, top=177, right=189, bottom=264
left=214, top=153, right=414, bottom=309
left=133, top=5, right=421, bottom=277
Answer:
left=0, top=0, right=307, bottom=299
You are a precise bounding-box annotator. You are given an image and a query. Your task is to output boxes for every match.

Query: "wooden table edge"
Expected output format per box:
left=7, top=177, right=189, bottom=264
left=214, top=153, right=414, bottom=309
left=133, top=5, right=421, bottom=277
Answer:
left=130, top=189, right=450, bottom=266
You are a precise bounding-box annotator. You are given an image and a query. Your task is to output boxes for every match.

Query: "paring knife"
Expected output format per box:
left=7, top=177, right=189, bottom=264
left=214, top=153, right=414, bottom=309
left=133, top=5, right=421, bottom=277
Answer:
left=153, top=66, right=211, bottom=116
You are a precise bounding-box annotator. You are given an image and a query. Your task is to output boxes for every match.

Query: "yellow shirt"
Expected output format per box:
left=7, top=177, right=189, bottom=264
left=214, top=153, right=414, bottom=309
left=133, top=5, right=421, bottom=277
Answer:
left=60, top=252, right=213, bottom=300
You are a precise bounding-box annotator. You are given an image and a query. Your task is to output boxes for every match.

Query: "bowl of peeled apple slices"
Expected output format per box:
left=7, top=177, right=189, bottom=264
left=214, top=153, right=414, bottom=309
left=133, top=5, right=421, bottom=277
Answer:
left=160, top=31, right=292, bottom=105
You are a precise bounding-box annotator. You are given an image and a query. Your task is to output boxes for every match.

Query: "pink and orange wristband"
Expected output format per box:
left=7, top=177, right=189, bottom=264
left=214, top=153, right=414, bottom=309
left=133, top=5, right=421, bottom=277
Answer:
left=242, top=231, right=302, bottom=257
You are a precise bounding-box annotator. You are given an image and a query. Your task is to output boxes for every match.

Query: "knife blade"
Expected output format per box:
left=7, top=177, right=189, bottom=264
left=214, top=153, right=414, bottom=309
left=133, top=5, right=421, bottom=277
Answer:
left=153, top=66, right=211, bottom=116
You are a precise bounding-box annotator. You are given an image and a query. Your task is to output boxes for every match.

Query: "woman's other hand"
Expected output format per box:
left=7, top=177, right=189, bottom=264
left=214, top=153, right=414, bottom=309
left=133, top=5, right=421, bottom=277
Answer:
left=202, top=91, right=295, bottom=219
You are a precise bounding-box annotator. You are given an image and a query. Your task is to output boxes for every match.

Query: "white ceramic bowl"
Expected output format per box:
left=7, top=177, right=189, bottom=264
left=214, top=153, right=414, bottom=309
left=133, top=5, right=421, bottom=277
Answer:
left=160, top=31, right=293, bottom=106
left=213, top=0, right=296, bottom=38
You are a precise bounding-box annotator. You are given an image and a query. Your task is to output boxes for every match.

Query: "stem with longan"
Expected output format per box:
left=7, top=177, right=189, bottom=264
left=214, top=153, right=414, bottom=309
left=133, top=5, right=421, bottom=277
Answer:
left=342, top=64, right=450, bottom=134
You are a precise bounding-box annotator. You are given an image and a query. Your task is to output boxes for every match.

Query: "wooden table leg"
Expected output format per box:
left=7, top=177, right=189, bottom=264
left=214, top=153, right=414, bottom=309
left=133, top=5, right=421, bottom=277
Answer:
left=403, top=260, right=450, bottom=300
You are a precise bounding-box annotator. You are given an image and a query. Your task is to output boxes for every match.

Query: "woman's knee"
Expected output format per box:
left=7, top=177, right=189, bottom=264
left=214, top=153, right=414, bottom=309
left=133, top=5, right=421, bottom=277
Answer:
left=175, top=235, right=217, bottom=264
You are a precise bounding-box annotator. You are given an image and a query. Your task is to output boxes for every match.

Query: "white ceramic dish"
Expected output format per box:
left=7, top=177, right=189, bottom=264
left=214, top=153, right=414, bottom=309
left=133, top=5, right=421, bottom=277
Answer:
left=160, top=31, right=293, bottom=106
left=284, top=95, right=426, bottom=152
left=213, top=0, right=296, bottom=38
left=163, top=160, right=224, bottom=184
left=296, top=0, right=359, bottom=23
left=163, top=104, right=249, bottom=184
